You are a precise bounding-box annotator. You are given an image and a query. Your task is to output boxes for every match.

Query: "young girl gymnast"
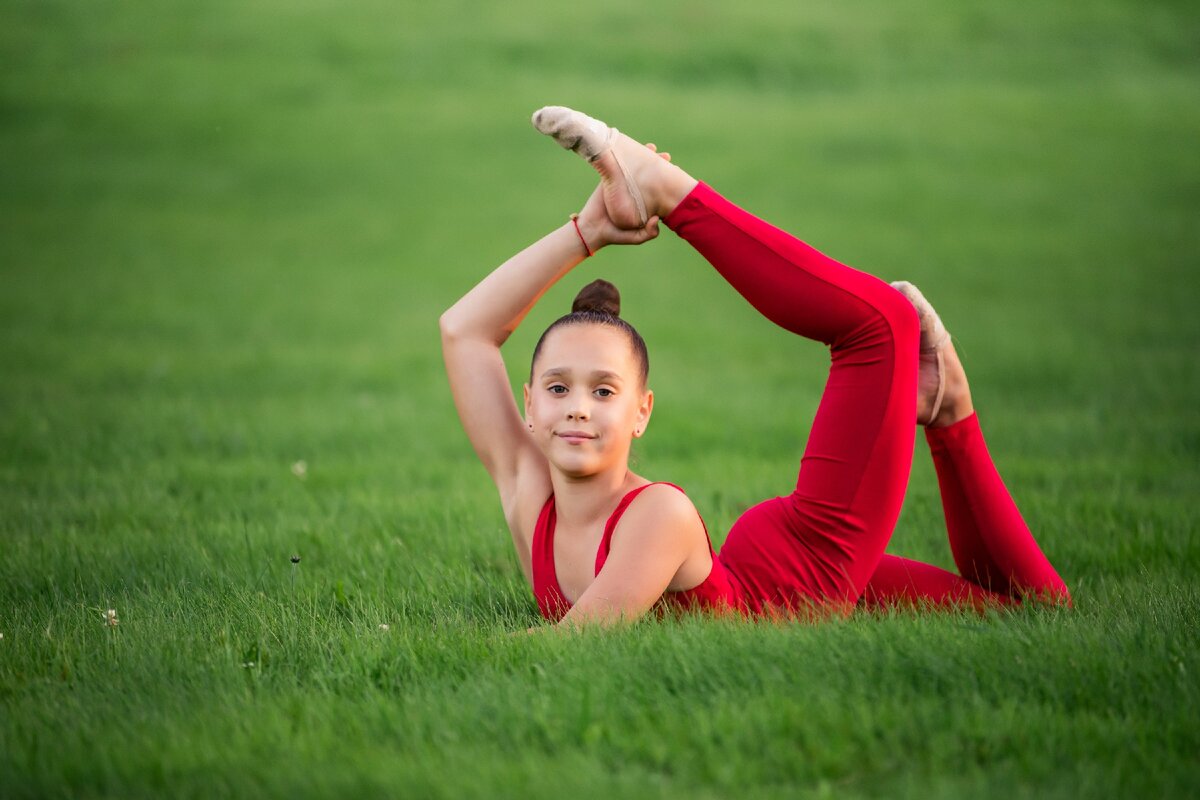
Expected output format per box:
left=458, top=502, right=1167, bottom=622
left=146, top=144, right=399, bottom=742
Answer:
left=440, top=106, right=1070, bottom=627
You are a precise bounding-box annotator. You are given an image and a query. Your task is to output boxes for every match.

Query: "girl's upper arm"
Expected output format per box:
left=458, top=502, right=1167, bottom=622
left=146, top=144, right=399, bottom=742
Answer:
left=559, top=485, right=707, bottom=627
left=440, top=331, right=546, bottom=504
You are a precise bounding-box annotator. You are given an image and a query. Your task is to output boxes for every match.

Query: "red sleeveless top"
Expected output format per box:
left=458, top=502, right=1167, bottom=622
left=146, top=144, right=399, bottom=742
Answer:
left=531, top=483, right=744, bottom=621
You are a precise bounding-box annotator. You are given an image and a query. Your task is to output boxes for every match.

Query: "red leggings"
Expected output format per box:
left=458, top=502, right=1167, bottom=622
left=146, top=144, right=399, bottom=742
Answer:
left=664, top=183, right=1069, bottom=614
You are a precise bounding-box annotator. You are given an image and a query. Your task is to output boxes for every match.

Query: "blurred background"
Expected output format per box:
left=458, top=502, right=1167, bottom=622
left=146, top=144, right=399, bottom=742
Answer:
left=1, top=0, right=1197, bottom=796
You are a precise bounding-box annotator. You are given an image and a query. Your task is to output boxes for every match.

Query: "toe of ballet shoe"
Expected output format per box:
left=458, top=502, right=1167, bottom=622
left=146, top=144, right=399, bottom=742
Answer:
left=531, top=106, right=614, bottom=162
left=890, top=280, right=949, bottom=352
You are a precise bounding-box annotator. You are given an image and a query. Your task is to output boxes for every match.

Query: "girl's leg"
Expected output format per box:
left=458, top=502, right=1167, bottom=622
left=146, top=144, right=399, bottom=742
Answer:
left=860, top=554, right=1011, bottom=610
left=664, top=184, right=920, bottom=612
left=926, top=413, right=1071, bottom=602
left=861, top=413, right=1071, bottom=609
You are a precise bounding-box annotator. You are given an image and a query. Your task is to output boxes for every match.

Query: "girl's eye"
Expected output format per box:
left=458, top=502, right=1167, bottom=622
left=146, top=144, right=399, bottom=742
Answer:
left=548, top=385, right=567, bottom=395
left=594, top=388, right=614, bottom=398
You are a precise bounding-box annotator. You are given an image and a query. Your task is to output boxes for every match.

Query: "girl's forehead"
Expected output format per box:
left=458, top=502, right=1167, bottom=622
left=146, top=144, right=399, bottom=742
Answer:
left=535, top=325, right=635, bottom=374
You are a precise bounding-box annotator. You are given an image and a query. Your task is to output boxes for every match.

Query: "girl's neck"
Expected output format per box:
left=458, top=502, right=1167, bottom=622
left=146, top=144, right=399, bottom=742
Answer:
left=550, top=467, right=647, bottom=529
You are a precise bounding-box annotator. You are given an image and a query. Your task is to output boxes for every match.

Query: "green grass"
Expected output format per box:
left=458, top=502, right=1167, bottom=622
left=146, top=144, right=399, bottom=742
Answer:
left=2, top=0, right=1198, bottom=796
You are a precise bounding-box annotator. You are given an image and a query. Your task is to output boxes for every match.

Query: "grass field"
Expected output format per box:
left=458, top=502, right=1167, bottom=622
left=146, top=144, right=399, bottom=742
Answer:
left=2, top=0, right=1198, bottom=797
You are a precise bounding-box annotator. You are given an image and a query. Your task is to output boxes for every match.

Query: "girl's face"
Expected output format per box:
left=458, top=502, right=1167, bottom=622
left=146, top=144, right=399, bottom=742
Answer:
left=524, top=324, right=653, bottom=479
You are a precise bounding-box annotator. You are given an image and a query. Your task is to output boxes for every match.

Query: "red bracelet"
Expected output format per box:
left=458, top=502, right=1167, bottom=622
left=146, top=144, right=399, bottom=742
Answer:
left=569, top=213, right=594, bottom=258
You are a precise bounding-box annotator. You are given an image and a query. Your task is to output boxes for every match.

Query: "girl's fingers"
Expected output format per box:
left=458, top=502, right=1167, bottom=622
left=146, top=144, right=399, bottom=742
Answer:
left=646, top=142, right=672, bottom=161
left=613, top=216, right=659, bottom=244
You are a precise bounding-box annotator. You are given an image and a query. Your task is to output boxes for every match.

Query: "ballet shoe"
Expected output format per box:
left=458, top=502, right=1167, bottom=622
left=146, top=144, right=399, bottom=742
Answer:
left=891, top=280, right=951, bottom=426
left=531, top=106, right=649, bottom=228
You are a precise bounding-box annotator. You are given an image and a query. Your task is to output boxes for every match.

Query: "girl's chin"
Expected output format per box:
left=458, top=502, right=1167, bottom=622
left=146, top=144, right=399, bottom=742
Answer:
left=540, top=441, right=630, bottom=478
left=552, top=462, right=603, bottom=480
left=547, top=455, right=618, bottom=479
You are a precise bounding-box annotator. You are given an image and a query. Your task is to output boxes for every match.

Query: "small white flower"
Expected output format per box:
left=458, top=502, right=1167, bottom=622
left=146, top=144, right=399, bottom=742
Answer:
left=0, top=632, right=5, bottom=639
left=241, top=661, right=256, bottom=669
left=103, top=609, right=119, bottom=627
left=378, top=624, right=390, bottom=631
left=291, top=460, right=308, bottom=479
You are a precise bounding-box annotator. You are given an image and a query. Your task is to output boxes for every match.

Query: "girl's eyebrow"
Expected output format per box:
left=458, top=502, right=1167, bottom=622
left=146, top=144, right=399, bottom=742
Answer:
left=539, top=368, right=623, bottom=383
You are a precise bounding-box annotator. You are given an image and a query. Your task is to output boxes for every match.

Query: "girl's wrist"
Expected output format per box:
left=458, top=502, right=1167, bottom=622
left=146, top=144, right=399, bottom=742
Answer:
left=572, top=212, right=606, bottom=255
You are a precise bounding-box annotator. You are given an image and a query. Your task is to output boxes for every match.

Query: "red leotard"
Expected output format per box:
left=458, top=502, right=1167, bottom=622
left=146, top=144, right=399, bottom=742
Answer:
left=530, top=183, right=1069, bottom=622
left=532, top=483, right=742, bottom=622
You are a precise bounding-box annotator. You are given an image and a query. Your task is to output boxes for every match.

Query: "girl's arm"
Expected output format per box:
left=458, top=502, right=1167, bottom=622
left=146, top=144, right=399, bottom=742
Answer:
left=440, top=186, right=660, bottom=577
left=440, top=222, right=585, bottom=492
left=557, top=485, right=711, bottom=627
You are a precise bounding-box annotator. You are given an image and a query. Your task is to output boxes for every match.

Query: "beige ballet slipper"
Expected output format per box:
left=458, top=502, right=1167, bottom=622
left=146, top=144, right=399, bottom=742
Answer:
left=531, top=106, right=649, bottom=227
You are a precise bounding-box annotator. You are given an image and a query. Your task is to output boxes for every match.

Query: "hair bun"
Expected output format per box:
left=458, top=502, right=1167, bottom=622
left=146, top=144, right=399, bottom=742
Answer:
left=571, top=279, right=621, bottom=316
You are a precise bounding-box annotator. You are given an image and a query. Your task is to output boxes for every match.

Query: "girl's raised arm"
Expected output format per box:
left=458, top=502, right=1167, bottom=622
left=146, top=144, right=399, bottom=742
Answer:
left=440, top=220, right=587, bottom=496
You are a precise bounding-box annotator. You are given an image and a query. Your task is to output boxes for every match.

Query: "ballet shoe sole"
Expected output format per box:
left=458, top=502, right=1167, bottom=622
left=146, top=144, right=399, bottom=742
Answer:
left=891, top=280, right=951, bottom=425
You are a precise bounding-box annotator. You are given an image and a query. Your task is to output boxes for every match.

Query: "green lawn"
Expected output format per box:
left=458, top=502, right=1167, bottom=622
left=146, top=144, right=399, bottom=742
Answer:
left=2, top=1, right=1198, bottom=797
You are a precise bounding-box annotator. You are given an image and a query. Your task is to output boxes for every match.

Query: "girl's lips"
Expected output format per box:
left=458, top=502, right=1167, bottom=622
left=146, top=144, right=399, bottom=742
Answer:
left=556, top=431, right=596, bottom=444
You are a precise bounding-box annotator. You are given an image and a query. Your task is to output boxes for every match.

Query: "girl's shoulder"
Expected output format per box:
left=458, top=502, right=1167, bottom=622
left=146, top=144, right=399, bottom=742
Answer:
left=623, top=480, right=692, bottom=508
left=610, top=481, right=706, bottom=542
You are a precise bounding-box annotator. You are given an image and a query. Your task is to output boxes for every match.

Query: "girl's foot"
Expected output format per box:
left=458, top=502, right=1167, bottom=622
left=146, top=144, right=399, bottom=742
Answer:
left=531, top=106, right=697, bottom=229
left=890, top=281, right=974, bottom=427
left=924, top=339, right=973, bottom=428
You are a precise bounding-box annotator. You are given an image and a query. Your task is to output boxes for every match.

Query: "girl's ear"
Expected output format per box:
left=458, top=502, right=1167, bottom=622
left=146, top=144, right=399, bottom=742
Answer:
left=634, top=389, right=654, bottom=437
left=523, top=384, right=532, bottom=421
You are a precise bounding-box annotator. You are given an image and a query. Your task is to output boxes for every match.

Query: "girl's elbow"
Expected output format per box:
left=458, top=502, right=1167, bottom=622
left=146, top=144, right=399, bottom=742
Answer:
left=438, top=309, right=459, bottom=339
left=440, top=307, right=472, bottom=345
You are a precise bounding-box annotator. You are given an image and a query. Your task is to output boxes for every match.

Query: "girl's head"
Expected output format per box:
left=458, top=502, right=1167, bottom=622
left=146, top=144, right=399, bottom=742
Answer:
left=530, top=279, right=649, bottom=387
left=524, top=280, right=653, bottom=478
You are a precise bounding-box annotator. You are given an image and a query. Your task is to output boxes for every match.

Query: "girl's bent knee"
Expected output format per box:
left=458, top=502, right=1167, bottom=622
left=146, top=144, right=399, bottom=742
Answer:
left=831, top=283, right=919, bottom=357
left=879, top=284, right=920, bottom=346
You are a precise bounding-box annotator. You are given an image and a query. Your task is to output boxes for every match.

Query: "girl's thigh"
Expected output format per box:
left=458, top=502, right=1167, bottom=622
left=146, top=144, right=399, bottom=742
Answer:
left=721, top=496, right=865, bottom=614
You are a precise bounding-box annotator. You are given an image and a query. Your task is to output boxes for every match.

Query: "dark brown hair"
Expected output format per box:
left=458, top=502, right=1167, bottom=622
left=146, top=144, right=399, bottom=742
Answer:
left=529, top=279, right=649, bottom=386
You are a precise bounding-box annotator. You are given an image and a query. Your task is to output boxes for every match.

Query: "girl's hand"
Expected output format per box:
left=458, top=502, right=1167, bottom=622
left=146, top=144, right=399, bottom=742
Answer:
left=576, top=183, right=660, bottom=250
left=574, top=145, right=672, bottom=251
